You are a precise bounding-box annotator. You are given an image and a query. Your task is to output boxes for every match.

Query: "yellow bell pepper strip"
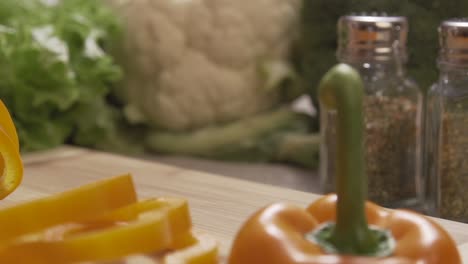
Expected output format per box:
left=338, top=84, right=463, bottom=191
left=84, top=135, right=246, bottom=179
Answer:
left=0, top=197, right=192, bottom=264
left=79, top=197, right=191, bottom=226
left=101, top=197, right=194, bottom=249
left=0, top=174, right=137, bottom=244
left=0, top=100, right=19, bottom=150
left=120, top=231, right=218, bottom=264
left=43, top=197, right=192, bottom=249
left=228, top=64, right=461, bottom=263
left=164, top=231, right=219, bottom=264
left=96, top=197, right=196, bottom=250
left=0, top=99, right=22, bottom=199
left=0, top=127, right=22, bottom=199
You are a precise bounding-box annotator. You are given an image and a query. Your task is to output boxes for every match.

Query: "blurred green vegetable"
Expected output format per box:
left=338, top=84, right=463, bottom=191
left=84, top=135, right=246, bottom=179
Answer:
left=299, top=0, right=468, bottom=104
left=146, top=108, right=320, bottom=168
left=0, top=0, right=138, bottom=152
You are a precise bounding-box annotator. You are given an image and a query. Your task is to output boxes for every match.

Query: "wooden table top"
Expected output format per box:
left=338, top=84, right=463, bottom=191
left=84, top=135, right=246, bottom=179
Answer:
left=5, top=146, right=468, bottom=262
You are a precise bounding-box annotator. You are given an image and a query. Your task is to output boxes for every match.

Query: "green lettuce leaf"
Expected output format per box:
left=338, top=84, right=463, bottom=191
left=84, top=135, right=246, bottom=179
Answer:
left=0, top=0, right=129, bottom=152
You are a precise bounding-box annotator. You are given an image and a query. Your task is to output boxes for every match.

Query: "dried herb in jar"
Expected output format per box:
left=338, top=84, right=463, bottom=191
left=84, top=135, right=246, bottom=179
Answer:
left=439, top=111, right=468, bottom=221
left=320, top=15, right=423, bottom=210
left=426, top=20, right=468, bottom=222
left=364, top=96, right=420, bottom=205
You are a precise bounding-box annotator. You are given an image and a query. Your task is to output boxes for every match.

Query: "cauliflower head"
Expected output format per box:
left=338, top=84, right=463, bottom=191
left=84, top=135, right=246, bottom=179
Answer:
left=109, top=0, right=302, bottom=131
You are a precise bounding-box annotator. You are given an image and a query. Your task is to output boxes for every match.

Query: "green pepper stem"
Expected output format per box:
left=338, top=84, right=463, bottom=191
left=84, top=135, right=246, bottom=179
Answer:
left=318, top=63, right=377, bottom=254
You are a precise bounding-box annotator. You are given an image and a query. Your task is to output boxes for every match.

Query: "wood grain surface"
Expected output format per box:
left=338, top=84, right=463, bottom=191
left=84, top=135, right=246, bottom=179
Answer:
left=5, top=146, right=468, bottom=262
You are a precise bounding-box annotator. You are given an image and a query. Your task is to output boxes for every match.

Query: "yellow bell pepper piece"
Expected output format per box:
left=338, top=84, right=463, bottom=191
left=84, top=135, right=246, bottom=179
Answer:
left=0, top=100, right=19, bottom=150
left=0, top=198, right=192, bottom=263
left=0, top=174, right=137, bottom=244
left=98, top=197, right=192, bottom=233
left=164, top=231, right=219, bottom=264
left=0, top=99, right=22, bottom=199
left=44, top=197, right=192, bottom=250
left=0, top=128, right=22, bottom=199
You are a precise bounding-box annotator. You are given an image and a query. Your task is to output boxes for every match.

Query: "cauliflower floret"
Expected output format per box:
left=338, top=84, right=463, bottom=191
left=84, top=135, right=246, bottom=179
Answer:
left=110, top=0, right=301, bottom=131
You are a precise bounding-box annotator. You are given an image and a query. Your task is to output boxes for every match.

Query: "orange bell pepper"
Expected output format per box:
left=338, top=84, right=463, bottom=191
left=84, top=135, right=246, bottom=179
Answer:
left=229, top=194, right=460, bottom=264
left=0, top=99, right=22, bottom=199
left=228, top=64, right=461, bottom=264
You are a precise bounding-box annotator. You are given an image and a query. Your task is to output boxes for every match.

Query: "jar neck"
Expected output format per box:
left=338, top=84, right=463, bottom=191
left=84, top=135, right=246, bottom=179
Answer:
left=338, top=57, right=406, bottom=80
left=438, top=61, right=468, bottom=80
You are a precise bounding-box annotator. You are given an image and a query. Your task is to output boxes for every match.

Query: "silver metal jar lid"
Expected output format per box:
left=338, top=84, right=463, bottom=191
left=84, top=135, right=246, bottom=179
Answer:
left=439, top=19, right=468, bottom=65
left=337, top=15, right=408, bottom=61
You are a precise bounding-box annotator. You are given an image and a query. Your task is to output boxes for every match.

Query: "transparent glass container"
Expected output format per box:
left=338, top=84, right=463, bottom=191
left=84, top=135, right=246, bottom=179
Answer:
left=320, top=15, right=424, bottom=209
left=426, top=20, right=468, bottom=222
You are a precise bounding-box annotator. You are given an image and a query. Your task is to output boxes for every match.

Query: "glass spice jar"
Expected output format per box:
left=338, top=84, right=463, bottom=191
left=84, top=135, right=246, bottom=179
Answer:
left=320, top=15, right=424, bottom=209
left=426, top=19, right=468, bottom=222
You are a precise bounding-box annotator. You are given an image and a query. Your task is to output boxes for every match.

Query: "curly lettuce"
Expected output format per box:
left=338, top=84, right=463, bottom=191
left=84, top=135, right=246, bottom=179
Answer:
left=0, top=0, right=137, bottom=152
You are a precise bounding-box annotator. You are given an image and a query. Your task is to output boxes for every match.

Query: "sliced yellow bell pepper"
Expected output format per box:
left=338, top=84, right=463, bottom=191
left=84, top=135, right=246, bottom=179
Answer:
left=44, top=197, right=192, bottom=250
left=0, top=99, right=22, bottom=199
left=0, top=128, right=22, bottom=199
left=0, top=197, right=192, bottom=263
left=0, top=100, right=19, bottom=150
left=0, top=174, right=137, bottom=244
left=164, top=231, right=219, bottom=264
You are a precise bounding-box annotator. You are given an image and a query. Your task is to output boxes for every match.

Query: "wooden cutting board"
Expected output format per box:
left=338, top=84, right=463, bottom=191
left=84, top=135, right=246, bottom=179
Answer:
left=5, top=146, right=468, bottom=262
